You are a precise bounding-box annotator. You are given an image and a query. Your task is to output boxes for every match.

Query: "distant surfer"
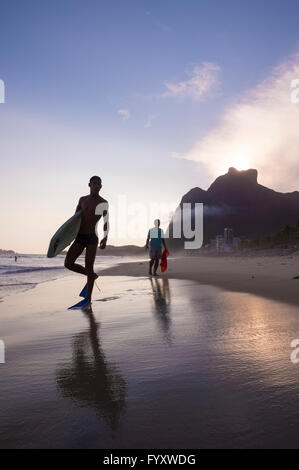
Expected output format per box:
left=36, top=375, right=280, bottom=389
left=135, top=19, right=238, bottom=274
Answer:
left=65, top=176, right=109, bottom=309
left=14, top=255, right=17, bottom=262
left=145, top=219, right=168, bottom=276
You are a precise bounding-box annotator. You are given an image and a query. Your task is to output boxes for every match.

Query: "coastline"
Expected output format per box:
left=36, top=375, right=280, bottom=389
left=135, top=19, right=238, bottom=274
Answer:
left=0, top=255, right=143, bottom=301
left=99, top=253, right=299, bottom=307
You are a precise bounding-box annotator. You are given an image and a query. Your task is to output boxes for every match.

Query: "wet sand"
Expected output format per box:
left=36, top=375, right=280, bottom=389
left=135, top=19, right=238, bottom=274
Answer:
left=1, top=274, right=299, bottom=448
left=100, top=254, right=299, bottom=307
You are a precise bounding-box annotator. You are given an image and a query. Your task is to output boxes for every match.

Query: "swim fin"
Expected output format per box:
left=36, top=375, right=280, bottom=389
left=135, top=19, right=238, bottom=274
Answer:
left=79, top=283, right=88, bottom=298
left=68, top=298, right=91, bottom=310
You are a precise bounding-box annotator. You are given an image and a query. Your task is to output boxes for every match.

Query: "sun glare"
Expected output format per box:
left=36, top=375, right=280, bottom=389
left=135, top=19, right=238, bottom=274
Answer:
left=228, top=157, right=250, bottom=171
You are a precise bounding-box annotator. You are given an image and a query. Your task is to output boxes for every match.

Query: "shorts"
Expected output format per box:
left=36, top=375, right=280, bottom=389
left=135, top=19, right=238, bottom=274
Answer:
left=75, top=233, right=99, bottom=247
left=149, top=246, right=162, bottom=260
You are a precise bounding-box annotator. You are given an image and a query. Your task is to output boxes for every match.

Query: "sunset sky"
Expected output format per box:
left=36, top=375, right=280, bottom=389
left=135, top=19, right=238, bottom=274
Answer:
left=1, top=0, right=299, bottom=253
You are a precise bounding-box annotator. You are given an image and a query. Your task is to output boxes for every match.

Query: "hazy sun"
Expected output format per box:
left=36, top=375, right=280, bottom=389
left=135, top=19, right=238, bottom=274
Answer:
left=228, top=157, right=250, bottom=171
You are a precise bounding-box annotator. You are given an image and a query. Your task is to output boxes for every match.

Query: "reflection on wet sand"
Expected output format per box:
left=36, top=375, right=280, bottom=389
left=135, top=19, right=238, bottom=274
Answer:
left=56, top=309, right=127, bottom=433
left=149, top=277, right=172, bottom=344
left=3, top=274, right=299, bottom=448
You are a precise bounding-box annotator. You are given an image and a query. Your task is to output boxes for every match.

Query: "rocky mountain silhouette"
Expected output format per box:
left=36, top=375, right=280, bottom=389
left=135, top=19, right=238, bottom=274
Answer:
left=167, top=167, right=299, bottom=250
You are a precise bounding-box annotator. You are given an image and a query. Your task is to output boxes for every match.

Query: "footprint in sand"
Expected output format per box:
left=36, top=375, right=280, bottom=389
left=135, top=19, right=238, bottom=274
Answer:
left=96, top=296, right=120, bottom=302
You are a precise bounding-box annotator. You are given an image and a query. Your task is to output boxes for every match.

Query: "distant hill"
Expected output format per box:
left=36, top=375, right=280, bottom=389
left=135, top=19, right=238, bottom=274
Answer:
left=96, top=244, right=145, bottom=256
left=0, top=249, right=15, bottom=256
left=167, top=167, right=299, bottom=250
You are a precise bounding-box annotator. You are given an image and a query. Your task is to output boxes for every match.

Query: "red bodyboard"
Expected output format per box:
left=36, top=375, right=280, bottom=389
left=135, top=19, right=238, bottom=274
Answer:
left=160, top=250, right=170, bottom=272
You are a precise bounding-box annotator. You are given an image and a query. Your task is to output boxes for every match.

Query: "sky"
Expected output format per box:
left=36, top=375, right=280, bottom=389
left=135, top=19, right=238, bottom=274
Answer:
left=1, top=0, right=299, bottom=253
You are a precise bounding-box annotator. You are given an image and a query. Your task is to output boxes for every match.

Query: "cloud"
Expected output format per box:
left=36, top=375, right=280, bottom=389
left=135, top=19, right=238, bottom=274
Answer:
left=144, top=114, right=156, bottom=129
left=118, top=109, right=130, bottom=121
left=174, top=53, right=299, bottom=192
left=145, top=10, right=172, bottom=33
left=163, top=62, right=220, bottom=101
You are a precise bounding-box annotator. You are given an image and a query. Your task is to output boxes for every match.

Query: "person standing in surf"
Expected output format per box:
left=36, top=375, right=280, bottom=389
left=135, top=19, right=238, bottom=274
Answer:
left=145, top=219, right=168, bottom=276
left=65, top=175, right=109, bottom=309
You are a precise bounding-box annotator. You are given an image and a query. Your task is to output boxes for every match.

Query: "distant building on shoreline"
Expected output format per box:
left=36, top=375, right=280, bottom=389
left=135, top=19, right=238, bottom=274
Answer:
left=232, top=237, right=241, bottom=249
left=224, top=228, right=233, bottom=244
left=209, top=228, right=241, bottom=252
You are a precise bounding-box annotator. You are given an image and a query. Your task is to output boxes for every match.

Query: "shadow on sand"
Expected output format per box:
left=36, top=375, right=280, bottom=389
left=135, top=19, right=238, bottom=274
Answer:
left=56, top=309, right=127, bottom=434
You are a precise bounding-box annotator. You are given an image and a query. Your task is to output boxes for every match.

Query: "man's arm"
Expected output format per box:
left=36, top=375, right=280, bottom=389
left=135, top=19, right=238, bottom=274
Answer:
left=75, top=197, right=82, bottom=213
left=161, top=230, right=168, bottom=251
left=145, top=230, right=150, bottom=249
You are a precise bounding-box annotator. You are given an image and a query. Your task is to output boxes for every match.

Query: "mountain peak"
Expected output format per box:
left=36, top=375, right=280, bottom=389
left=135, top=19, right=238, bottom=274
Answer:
left=181, top=186, right=207, bottom=204
left=206, top=167, right=259, bottom=204
left=168, top=166, right=299, bottom=248
left=227, top=167, right=258, bottom=184
left=208, top=167, right=258, bottom=194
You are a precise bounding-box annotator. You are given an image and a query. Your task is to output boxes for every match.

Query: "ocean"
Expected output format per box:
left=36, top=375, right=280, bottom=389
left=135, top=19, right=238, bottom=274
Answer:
left=0, top=254, right=135, bottom=300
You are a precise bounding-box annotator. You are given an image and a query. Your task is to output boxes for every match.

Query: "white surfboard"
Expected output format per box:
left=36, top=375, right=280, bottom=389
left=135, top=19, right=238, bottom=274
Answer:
left=47, top=210, right=82, bottom=258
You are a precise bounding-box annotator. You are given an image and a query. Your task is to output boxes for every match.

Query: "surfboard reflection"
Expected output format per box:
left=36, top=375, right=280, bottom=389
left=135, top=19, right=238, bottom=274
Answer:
left=149, top=277, right=172, bottom=344
left=56, top=309, right=127, bottom=433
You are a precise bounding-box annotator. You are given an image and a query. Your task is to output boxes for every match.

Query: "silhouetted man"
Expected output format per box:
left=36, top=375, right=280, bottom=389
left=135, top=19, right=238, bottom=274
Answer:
left=146, top=219, right=168, bottom=276
left=65, top=176, right=109, bottom=308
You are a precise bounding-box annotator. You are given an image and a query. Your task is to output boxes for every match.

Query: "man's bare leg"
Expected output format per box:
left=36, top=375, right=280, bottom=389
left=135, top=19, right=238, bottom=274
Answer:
left=153, top=259, right=159, bottom=276
left=65, top=241, right=98, bottom=280
left=85, top=244, right=98, bottom=300
left=64, top=241, right=85, bottom=273
left=149, top=259, right=154, bottom=275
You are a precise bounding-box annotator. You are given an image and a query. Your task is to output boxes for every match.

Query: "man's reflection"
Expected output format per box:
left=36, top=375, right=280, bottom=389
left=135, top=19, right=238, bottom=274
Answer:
left=149, top=277, right=172, bottom=344
left=56, top=309, right=127, bottom=433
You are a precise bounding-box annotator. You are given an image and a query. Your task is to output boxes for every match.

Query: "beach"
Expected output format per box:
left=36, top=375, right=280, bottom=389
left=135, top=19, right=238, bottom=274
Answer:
left=100, top=252, right=299, bottom=307
left=1, top=255, right=299, bottom=448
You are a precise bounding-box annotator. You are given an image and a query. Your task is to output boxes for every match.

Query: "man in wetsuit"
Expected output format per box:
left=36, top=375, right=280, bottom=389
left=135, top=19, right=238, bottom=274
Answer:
left=64, top=175, right=109, bottom=308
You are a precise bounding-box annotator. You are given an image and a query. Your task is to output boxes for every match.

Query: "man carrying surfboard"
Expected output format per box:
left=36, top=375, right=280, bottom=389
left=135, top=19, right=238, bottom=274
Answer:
left=64, top=175, right=109, bottom=309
